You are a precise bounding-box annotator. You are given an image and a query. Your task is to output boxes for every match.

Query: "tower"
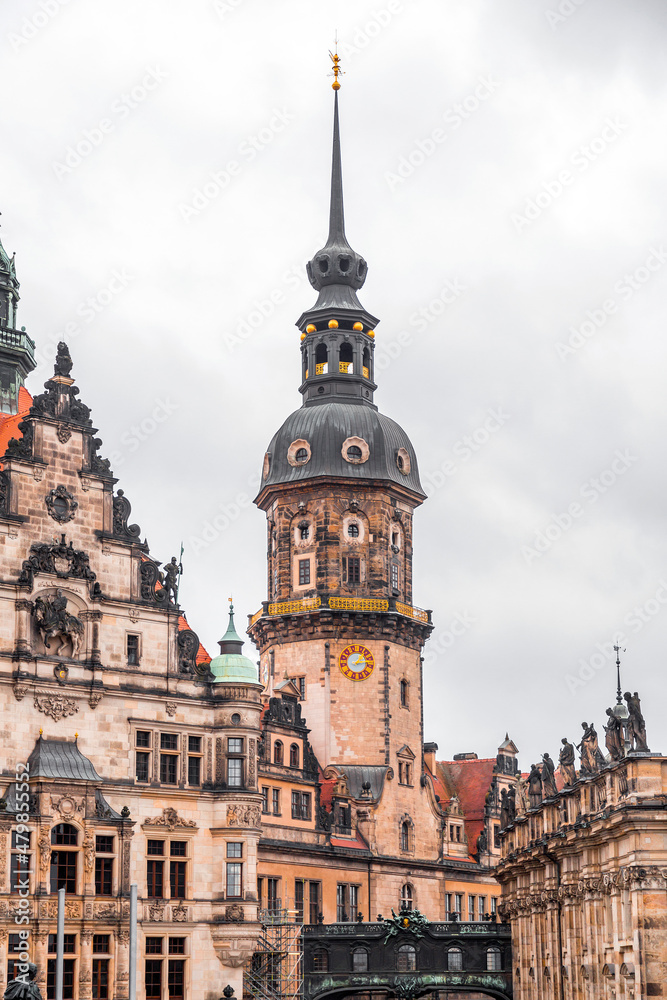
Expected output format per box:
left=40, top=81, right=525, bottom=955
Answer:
left=0, top=232, right=35, bottom=414
left=248, top=76, right=433, bottom=791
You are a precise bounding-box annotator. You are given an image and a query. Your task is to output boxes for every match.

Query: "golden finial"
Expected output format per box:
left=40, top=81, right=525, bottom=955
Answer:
left=39, top=728, right=43, bottom=736
left=329, top=35, right=343, bottom=91
left=75, top=732, right=78, bottom=739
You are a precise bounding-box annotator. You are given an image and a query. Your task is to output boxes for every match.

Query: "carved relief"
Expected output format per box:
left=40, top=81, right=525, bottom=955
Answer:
left=81, top=930, right=94, bottom=944
left=215, top=737, right=223, bottom=784
left=206, top=739, right=212, bottom=784
left=165, top=702, right=177, bottom=717
left=34, top=693, right=78, bottom=722
left=18, top=535, right=96, bottom=588
left=13, top=684, right=28, bottom=702
left=83, top=829, right=95, bottom=874
left=226, top=805, right=261, bottom=827
left=149, top=902, right=165, bottom=922
left=33, top=590, right=84, bottom=657
left=45, top=484, right=78, bottom=524
left=89, top=692, right=103, bottom=709
left=57, top=426, right=72, bottom=444
left=144, top=808, right=197, bottom=831
left=225, top=904, right=245, bottom=922
left=38, top=831, right=51, bottom=872
left=248, top=738, right=256, bottom=787
left=51, top=795, right=85, bottom=818
left=94, top=902, right=117, bottom=918
left=171, top=904, right=188, bottom=922
left=118, top=929, right=130, bottom=945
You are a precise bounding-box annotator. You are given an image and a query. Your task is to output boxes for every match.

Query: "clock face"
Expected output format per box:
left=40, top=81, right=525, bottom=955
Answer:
left=339, top=644, right=375, bottom=681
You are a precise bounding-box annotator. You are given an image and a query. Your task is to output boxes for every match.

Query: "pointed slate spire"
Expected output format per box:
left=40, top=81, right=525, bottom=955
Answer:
left=218, top=600, right=243, bottom=655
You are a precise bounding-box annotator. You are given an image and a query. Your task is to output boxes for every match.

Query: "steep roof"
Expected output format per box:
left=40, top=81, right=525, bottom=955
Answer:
left=178, top=614, right=211, bottom=666
left=437, top=757, right=497, bottom=853
left=27, top=736, right=101, bottom=781
left=0, top=385, right=32, bottom=463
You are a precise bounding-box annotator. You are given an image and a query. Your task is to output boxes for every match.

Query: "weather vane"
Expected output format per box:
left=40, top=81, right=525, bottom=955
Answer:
left=329, top=33, right=343, bottom=91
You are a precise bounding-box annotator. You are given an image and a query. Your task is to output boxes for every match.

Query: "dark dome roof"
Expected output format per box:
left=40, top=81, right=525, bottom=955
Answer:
left=260, top=401, right=425, bottom=498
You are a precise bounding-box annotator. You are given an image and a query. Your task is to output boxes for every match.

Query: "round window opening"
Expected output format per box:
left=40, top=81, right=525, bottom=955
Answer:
left=347, top=446, right=362, bottom=461
left=295, top=448, right=309, bottom=464
left=348, top=522, right=360, bottom=538
left=231, top=713, right=241, bottom=726
left=396, top=447, right=411, bottom=475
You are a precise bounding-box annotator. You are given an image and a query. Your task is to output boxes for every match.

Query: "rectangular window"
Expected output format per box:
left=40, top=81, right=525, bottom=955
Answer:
left=228, top=738, right=243, bottom=754
left=391, top=563, right=399, bottom=592
left=167, top=959, right=185, bottom=1000
left=145, top=959, right=162, bottom=1000
left=336, top=884, right=348, bottom=922
left=300, top=793, right=311, bottom=820
left=493, top=825, right=501, bottom=849
left=92, top=958, right=109, bottom=1000
left=349, top=557, right=360, bottom=583
left=145, top=938, right=163, bottom=954
left=187, top=756, right=201, bottom=787
left=168, top=938, right=185, bottom=955
left=226, top=862, right=242, bottom=898
left=161, top=733, right=178, bottom=751
left=296, top=676, right=306, bottom=700
left=127, top=634, right=140, bottom=665
left=228, top=757, right=243, bottom=787
left=446, top=893, right=453, bottom=920
left=468, top=895, right=476, bottom=922
left=7, top=935, right=22, bottom=983
left=136, top=730, right=151, bottom=748
left=96, top=836, right=114, bottom=854
left=10, top=851, right=30, bottom=892
left=136, top=751, right=150, bottom=783
left=295, top=880, right=304, bottom=922
left=291, top=791, right=300, bottom=819
left=50, top=852, right=77, bottom=894
left=267, top=877, right=280, bottom=913
left=93, top=936, right=110, bottom=953
left=349, top=885, right=359, bottom=919
left=261, top=786, right=269, bottom=813
left=170, top=841, right=187, bottom=857
left=147, top=840, right=164, bottom=855
left=298, top=559, right=310, bottom=585
left=227, top=842, right=242, bottom=859
left=309, top=881, right=321, bottom=924
left=272, top=789, right=281, bottom=815
left=478, top=896, right=487, bottom=919
left=147, top=860, right=164, bottom=898
left=95, top=857, right=113, bottom=896
left=160, top=754, right=178, bottom=784
left=491, top=897, right=497, bottom=917
left=48, top=935, right=76, bottom=954
left=454, top=894, right=463, bottom=917
left=47, top=959, right=75, bottom=1000
left=170, top=861, right=186, bottom=900
left=257, top=877, right=264, bottom=908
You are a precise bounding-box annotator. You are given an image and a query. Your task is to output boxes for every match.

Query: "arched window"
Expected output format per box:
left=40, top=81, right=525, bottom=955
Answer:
left=273, top=741, right=283, bottom=765
left=312, top=949, right=328, bottom=973
left=347, top=522, right=359, bottom=538
left=50, top=824, right=78, bottom=894
left=400, top=679, right=409, bottom=708
left=400, top=820, right=412, bottom=852
left=289, top=744, right=300, bottom=768
left=400, top=884, right=413, bottom=911
left=447, top=947, right=463, bottom=972
left=339, top=342, right=353, bottom=372
left=487, top=947, right=502, bottom=972
left=362, top=346, right=371, bottom=380
left=299, top=522, right=310, bottom=540
left=397, top=945, right=416, bottom=972
left=352, top=948, right=369, bottom=972
left=315, top=343, right=328, bottom=374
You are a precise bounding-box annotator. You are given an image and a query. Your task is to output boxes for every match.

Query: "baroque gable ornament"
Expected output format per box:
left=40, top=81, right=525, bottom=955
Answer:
left=34, top=693, right=78, bottom=722
left=18, top=534, right=96, bottom=588
left=144, top=807, right=197, bottom=831
left=45, top=484, right=78, bottom=524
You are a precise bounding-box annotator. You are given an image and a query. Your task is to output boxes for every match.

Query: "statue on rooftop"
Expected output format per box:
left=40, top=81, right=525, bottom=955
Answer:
left=499, top=789, right=510, bottom=829
left=558, top=738, right=577, bottom=786
left=577, top=722, right=602, bottom=775
left=507, top=785, right=516, bottom=823
left=624, top=692, right=649, bottom=752
left=604, top=708, right=625, bottom=761
left=541, top=753, right=558, bottom=798
left=53, top=342, right=73, bottom=378
left=527, top=764, right=542, bottom=810
left=162, top=556, right=182, bottom=603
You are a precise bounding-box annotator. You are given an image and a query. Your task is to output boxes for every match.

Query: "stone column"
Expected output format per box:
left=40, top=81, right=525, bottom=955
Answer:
left=115, top=928, right=130, bottom=1000
left=14, top=599, right=33, bottom=659
left=34, top=931, right=48, bottom=990
left=37, top=826, right=51, bottom=895
left=0, top=928, right=7, bottom=995
left=79, top=929, right=93, bottom=1000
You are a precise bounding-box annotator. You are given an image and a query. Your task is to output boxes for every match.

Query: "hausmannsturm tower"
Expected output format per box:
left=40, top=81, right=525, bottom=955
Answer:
left=248, top=71, right=440, bottom=860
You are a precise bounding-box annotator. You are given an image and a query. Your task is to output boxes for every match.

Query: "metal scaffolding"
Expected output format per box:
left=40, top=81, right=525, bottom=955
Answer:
left=243, top=902, right=304, bottom=1000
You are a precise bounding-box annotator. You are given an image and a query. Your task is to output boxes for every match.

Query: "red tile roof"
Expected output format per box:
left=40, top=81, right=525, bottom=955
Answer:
left=437, top=757, right=497, bottom=854
left=178, top=613, right=211, bottom=665
left=0, top=386, right=32, bottom=464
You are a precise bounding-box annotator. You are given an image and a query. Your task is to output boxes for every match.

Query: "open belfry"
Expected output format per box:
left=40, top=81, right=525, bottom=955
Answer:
left=0, top=57, right=522, bottom=1000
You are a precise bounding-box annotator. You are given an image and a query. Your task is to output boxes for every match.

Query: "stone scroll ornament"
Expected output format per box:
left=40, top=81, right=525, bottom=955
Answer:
left=18, top=535, right=96, bottom=588
left=112, top=490, right=142, bottom=541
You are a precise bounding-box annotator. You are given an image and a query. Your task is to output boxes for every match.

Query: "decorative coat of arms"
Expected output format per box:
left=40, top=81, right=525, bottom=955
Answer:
left=33, top=590, right=85, bottom=657
left=45, top=484, right=78, bottom=523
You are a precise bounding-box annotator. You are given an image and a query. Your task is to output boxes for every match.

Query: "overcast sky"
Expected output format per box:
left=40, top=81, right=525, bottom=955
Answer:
left=3, top=0, right=666, bottom=768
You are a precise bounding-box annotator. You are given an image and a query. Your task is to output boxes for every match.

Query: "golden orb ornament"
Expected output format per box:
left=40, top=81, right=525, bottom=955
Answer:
left=328, top=319, right=339, bottom=329
left=353, top=322, right=363, bottom=331
left=306, top=324, right=316, bottom=333
left=368, top=330, right=375, bottom=338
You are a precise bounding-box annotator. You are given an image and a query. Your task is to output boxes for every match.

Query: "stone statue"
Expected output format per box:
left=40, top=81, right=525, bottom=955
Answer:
left=604, top=708, right=625, bottom=761
left=577, top=722, right=602, bottom=774
left=4, top=963, right=44, bottom=1000
left=515, top=774, right=529, bottom=816
left=507, top=785, right=516, bottom=823
left=476, top=826, right=488, bottom=856
left=558, top=738, right=577, bottom=786
left=527, top=764, right=542, bottom=809
left=624, top=692, right=649, bottom=752
left=33, top=591, right=84, bottom=657
left=541, top=753, right=558, bottom=798
left=53, top=342, right=73, bottom=378
left=499, top=788, right=510, bottom=829
left=162, top=556, right=182, bottom=603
